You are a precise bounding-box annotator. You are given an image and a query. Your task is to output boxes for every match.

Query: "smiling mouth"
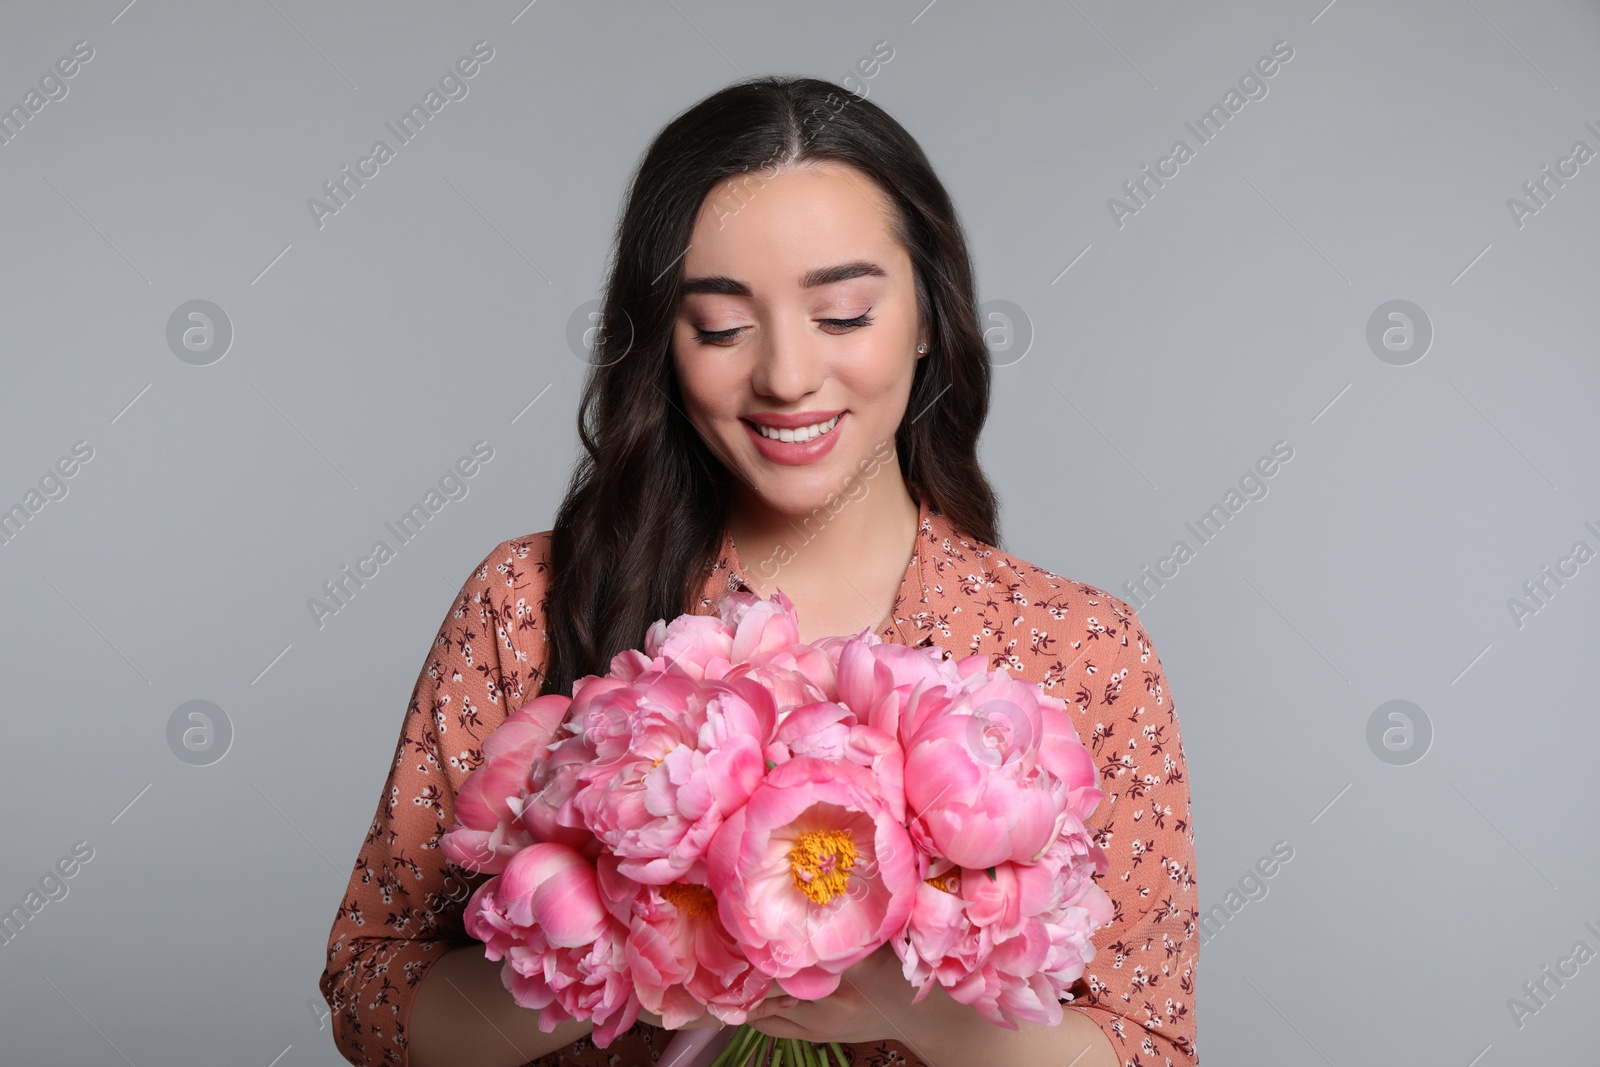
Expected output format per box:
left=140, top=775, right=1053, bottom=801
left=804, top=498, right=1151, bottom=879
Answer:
left=746, top=414, right=842, bottom=443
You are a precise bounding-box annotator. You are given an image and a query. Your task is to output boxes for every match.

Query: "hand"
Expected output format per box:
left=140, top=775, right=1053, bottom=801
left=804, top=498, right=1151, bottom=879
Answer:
left=746, top=944, right=937, bottom=1047
left=638, top=984, right=800, bottom=1031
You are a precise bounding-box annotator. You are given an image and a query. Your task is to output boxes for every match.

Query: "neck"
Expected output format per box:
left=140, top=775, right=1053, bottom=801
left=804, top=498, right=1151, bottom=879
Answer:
left=727, top=471, right=920, bottom=595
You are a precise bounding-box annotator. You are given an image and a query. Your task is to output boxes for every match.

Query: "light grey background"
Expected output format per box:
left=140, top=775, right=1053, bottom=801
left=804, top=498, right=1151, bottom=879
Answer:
left=2, top=1, right=1597, bottom=1064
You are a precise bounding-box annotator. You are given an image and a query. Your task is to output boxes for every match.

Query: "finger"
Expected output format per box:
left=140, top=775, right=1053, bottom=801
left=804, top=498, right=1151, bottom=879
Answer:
left=640, top=1008, right=722, bottom=1031
left=748, top=1015, right=804, bottom=1040
left=748, top=995, right=800, bottom=1019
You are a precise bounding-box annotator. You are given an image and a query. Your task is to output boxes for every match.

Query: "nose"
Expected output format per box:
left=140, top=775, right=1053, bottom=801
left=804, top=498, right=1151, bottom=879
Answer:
left=747, top=312, right=825, bottom=403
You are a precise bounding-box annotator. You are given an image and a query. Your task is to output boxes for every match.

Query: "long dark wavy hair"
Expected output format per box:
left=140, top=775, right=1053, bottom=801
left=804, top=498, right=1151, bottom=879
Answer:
left=538, top=75, right=999, bottom=699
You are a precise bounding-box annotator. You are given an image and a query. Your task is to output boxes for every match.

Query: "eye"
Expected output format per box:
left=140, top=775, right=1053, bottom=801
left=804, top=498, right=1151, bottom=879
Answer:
left=693, top=325, right=745, bottom=346
left=820, top=311, right=874, bottom=333
left=691, top=310, right=875, bottom=346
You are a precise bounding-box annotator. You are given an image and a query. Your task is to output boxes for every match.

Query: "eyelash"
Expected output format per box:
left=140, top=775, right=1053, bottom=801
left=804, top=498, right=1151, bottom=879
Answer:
left=693, top=311, right=875, bottom=346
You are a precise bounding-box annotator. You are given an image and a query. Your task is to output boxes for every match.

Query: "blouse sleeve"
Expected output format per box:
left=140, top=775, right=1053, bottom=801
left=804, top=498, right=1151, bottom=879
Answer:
left=318, top=535, right=551, bottom=1066
left=1062, top=594, right=1200, bottom=1065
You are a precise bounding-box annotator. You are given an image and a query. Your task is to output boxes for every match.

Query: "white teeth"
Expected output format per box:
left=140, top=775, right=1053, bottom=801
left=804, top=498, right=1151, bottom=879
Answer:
left=754, top=414, right=840, bottom=443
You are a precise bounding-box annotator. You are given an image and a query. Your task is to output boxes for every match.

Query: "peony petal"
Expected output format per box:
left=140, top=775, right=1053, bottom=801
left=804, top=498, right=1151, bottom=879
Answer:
left=498, top=843, right=609, bottom=948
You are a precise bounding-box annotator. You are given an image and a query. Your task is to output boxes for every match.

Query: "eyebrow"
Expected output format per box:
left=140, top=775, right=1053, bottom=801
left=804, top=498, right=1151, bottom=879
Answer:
left=680, top=259, right=888, bottom=297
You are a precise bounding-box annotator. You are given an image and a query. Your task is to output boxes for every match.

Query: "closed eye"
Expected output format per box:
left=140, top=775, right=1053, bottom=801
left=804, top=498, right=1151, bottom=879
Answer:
left=692, top=311, right=875, bottom=346
left=820, top=311, right=874, bottom=333
left=694, top=325, right=744, bottom=345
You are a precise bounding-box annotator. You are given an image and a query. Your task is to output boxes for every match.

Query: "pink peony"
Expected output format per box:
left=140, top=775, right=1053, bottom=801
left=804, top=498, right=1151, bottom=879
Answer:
left=717, top=589, right=801, bottom=664
left=622, top=874, right=776, bottom=1027
left=492, top=842, right=611, bottom=947
left=1035, top=703, right=1104, bottom=823
left=834, top=630, right=952, bottom=740
left=503, top=920, right=641, bottom=1047
left=767, top=701, right=907, bottom=825
left=640, top=613, right=737, bottom=682
left=442, top=694, right=574, bottom=873
left=476, top=842, right=643, bottom=1047
left=461, top=876, right=532, bottom=961
left=894, top=834, right=1114, bottom=1030
left=570, top=675, right=777, bottom=885
left=901, top=669, right=1080, bottom=870
left=706, top=756, right=917, bottom=999
left=729, top=644, right=838, bottom=711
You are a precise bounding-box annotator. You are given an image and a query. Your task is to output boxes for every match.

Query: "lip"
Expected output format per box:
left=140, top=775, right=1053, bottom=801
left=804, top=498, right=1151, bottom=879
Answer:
left=742, top=411, right=845, bottom=466
left=742, top=409, right=846, bottom=429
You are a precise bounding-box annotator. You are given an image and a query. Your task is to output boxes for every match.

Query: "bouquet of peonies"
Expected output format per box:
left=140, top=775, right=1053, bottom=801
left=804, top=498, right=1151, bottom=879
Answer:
left=442, top=589, right=1113, bottom=1067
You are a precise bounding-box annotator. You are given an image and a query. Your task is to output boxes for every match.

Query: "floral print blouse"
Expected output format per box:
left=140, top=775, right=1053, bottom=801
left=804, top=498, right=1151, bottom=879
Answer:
left=319, top=496, right=1200, bottom=1066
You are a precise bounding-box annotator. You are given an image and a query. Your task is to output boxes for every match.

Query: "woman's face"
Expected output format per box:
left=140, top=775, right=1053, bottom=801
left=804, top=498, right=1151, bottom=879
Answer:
left=671, top=160, right=928, bottom=517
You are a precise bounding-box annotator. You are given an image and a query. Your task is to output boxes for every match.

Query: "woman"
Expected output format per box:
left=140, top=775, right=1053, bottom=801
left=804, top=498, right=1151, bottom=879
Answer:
left=320, top=76, right=1198, bottom=1067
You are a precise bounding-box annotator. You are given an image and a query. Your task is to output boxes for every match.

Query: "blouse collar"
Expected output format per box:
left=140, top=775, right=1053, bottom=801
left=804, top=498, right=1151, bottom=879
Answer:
left=699, top=494, right=950, bottom=646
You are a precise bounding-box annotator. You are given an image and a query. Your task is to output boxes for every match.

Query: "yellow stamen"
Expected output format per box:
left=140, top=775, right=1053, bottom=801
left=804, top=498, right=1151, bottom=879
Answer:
left=924, top=871, right=961, bottom=894
left=641, top=754, right=665, bottom=784
left=659, top=882, right=717, bottom=919
left=788, top=828, right=858, bottom=905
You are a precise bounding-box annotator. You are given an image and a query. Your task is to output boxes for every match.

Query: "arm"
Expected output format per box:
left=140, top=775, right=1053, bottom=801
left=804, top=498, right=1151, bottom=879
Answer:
left=1061, top=594, right=1200, bottom=1064
left=751, top=944, right=1120, bottom=1067
left=410, top=934, right=799, bottom=1066
left=409, top=943, right=596, bottom=1066
left=910, top=983, right=1119, bottom=1067
left=319, top=534, right=594, bottom=1067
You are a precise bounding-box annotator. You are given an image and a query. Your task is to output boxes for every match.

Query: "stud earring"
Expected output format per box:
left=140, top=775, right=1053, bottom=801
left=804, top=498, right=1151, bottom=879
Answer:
left=916, top=343, right=928, bottom=354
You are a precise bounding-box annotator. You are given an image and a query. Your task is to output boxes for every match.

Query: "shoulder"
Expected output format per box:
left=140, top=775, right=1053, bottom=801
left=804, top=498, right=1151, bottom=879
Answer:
left=445, top=529, right=557, bottom=680
left=916, top=522, right=1163, bottom=701
left=925, top=530, right=1186, bottom=805
left=459, top=528, right=555, bottom=606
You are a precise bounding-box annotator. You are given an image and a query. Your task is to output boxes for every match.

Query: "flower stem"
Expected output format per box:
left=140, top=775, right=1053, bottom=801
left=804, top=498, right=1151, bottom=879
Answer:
left=706, top=1024, right=759, bottom=1067
left=704, top=1027, right=837, bottom=1067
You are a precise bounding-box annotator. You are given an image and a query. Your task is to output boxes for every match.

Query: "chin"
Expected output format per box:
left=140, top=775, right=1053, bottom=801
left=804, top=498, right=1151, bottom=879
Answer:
left=747, top=476, right=849, bottom=517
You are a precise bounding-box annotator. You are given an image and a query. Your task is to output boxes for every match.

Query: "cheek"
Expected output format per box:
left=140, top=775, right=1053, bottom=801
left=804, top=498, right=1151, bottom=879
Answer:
left=838, top=349, right=917, bottom=405
left=674, top=345, right=742, bottom=417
